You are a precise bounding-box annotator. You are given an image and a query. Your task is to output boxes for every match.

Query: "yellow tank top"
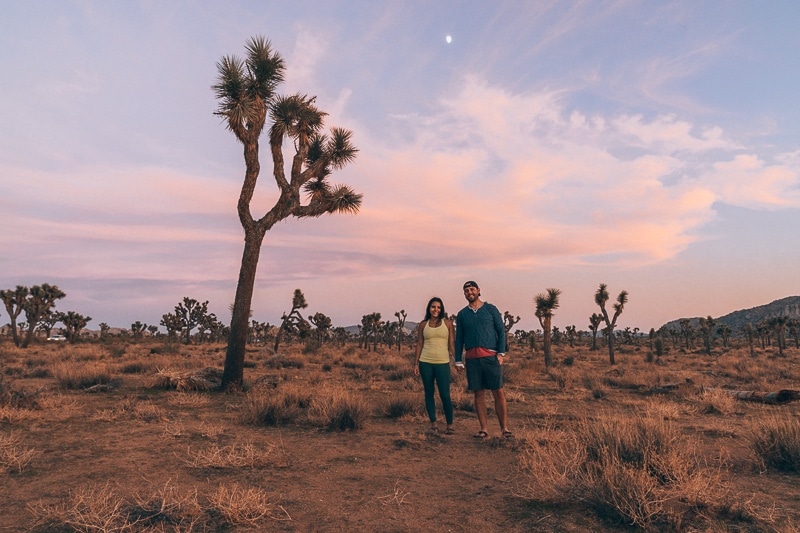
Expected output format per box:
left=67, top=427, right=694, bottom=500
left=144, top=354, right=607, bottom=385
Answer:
left=419, top=321, right=450, bottom=364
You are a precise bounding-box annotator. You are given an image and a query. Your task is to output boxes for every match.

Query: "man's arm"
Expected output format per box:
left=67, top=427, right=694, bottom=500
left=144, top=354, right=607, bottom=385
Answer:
left=491, top=304, right=507, bottom=354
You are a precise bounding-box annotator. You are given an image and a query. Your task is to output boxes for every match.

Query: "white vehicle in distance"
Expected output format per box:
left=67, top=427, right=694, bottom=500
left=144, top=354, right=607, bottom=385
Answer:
left=47, top=334, right=67, bottom=341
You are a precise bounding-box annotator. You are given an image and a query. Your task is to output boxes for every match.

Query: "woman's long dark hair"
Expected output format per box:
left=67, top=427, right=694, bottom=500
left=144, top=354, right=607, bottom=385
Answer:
left=423, top=297, right=446, bottom=322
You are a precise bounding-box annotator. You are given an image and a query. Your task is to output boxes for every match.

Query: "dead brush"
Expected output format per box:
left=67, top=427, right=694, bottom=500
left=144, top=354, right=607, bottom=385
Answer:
left=0, top=373, right=43, bottom=409
left=166, top=392, right=212, bottom=408
left=149, top=367, right=223, bottom=391
left=128, top=479, right=204, bottom=530
left=27, top=483, right=139, bottom=532
left=207, top=483, right=290, bottom=525
left=0, top=431, right=37, bottom=473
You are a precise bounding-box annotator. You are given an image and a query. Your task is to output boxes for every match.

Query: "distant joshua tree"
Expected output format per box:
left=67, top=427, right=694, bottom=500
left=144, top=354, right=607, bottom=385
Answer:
left=394, top=310, right=407, bottom=351
left=503, top=311, right=520, bottom=352
left=131, top=321, right=148, bottom=340
left=274, top=289, right=309, bottom=352
left=535, top=288, right=561, bottom=368
left=214, top=36, right=362, bottom=391
left=716, top=324, right=731, bottom=349
left=309, top=312, right=332, bottom=346
left=588, top=313, right=603, bottom=351
left=58, top=311, right=91, bottom=343
left=698, top=316, right=716, bottom=356
left=594, top=284, right=628, bottom=365
left=2, top=284, right=66, bottom=348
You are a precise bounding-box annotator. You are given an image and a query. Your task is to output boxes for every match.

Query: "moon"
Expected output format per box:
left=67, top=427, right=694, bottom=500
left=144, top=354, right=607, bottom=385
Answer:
left=445, top=35, right=452, bottom=44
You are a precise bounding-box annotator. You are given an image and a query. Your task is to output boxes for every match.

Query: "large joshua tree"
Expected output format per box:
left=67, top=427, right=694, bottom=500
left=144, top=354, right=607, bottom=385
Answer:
left=214, top=37, right=362, bottom=390
left=534, top=288, right=561, bottom=368
left=594, top=283, right=628, bottom=365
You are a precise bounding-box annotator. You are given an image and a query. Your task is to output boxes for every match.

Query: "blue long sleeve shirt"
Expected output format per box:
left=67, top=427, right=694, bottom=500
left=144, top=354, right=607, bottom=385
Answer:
left=454, top=303, right=506, bottom=362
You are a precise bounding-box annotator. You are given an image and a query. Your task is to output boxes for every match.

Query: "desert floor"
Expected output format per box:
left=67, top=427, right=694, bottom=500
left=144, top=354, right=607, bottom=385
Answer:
left=1, top=338, right=799, bottom=531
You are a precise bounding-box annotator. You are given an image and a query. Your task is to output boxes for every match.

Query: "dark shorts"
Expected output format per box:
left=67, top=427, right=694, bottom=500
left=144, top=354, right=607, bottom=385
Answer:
left=465, top=356, right=503, bottom=391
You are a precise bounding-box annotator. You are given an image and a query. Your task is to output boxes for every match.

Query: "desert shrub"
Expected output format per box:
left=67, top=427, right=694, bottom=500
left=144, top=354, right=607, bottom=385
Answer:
left=25, top=367, right=51, bottom=378
left=52, top=362, right=113, bottom=390
left=302, top=339, right=320, bottom=354
left=105, top=344, right=127, bottom=358
left=547, top=369, right=566, bottom=390
left=3, top=366, right=22, bottom=376
left=561, top=355, right=574, bottom=366
left=120, top=361, right=151, bottom=374
left=750, top=414, right=800, bottom=473
left=342, top=345, right=357, bottom=356
left=310, top=387, right=369, bottom=431
left=0, top=374, right=42, bottom=409
left=378, top=393, right=421, bottom=418
left=263, top=356, right=305, bottom=370
left=322, top=363, right=332, bottom=372
left=385, top=367, right=414, bottom=381
left=450, top=387, right=474, bottom=412
left=654, top=337, right=665, bottom=357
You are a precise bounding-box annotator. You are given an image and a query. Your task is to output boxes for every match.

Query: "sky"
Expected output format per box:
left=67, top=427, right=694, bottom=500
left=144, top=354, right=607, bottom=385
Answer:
left=1, top=1, right=799, bottom=333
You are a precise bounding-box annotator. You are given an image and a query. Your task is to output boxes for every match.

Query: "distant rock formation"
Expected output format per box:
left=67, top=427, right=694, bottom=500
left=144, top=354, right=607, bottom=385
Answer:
left=662, top=295, right=800, bottom=333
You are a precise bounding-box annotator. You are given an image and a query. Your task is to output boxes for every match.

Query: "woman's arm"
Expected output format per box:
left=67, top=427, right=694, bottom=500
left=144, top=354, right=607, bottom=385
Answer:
left=446, top=319, right=455, bottom=361
left=413, top=320, right=426, bottom=374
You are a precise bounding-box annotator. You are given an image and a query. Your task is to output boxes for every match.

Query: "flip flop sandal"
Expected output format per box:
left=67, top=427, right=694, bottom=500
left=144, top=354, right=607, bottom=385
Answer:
left=502, top=430, right=514, bottom=439
left=473, top=430, right=488, bottom=439
left=445, top=427, right=454, bottom=435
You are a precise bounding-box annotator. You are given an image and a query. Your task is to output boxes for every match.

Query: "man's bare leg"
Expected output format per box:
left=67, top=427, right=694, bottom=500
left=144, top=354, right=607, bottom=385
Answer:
left=492, top=388, right=509, bottom=433
left=474, top=389, right=489, bottom=435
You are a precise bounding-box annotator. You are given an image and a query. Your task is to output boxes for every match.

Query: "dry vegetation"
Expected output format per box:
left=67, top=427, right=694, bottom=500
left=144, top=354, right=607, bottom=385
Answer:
left=1, top=338, right=799, bottom=531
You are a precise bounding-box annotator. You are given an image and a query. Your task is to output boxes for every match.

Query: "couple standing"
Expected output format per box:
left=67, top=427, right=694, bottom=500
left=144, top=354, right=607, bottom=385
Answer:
left=413, top=280, right=512, bottom=439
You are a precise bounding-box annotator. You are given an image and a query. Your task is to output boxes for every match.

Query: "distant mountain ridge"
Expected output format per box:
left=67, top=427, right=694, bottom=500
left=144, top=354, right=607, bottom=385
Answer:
left=663, top=295, right=800, bottom=333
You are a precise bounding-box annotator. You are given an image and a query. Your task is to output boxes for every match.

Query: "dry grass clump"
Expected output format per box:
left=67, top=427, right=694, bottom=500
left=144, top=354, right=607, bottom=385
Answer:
left=51, top=361, right=114, bottom=390
left=377, top=392, right=422, bottom=419
left=518, top=412, right=732, bottom=530
left=309, top=386, right=369, bottom=431
left=694, top=388, right=738, bottom=415
left=92, top=396, right=165, bottom=423
left=185, top=441, right=273, bottom=469
left=28, top=480, right=286, bottom=531
left=243, top=384, right=311, bottom=426
left=749, top=414, right=800, bottom=473
left=0, top=431, right=37, bottom=473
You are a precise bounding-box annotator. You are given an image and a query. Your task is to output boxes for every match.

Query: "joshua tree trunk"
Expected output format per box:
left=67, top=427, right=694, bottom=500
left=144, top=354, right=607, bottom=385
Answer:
left=542, top=318, right=552, bottom=367
left=607, top=327, right=616, bottom=365
left=223, top=230, right=264, bottom=389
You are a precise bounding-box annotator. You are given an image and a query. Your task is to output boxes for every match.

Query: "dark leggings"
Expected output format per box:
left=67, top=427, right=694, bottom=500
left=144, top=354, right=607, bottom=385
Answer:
left=418, top=362, right=453, bottom=424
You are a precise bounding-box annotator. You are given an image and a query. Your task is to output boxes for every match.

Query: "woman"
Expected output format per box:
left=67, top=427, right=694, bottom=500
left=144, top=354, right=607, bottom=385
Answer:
left=414, top=296, right=456, bottom=434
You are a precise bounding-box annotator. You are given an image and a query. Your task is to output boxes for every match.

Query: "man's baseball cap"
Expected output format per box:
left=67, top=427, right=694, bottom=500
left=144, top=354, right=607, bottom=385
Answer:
left=463, top=280, right=479, bottom=290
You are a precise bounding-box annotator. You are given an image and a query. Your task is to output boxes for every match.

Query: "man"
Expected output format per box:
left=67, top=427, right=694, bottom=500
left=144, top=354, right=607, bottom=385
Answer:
left=454, top=280, right=512, bottom=439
